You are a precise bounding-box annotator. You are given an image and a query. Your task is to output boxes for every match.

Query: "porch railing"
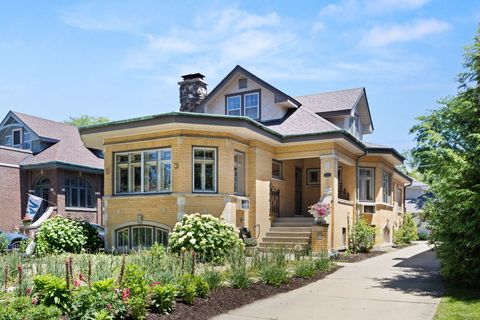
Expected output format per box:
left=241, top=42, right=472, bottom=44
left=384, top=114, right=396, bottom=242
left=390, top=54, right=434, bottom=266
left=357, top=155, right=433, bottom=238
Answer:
left=270, top=184, right=280, bottom=218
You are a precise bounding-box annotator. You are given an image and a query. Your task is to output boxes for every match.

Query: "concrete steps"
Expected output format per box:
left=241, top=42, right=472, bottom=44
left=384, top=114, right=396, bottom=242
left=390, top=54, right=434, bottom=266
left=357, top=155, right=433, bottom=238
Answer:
left=259, top=217, right=313, bottom=250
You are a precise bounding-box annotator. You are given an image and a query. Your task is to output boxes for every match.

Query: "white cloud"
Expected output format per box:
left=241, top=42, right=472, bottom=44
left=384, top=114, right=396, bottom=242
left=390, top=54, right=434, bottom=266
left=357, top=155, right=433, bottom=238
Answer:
left=363, top=19, right=450, bottom=47
left=59, top=7, right=139, bottom=33
left=312, top=21, right=325, bottom=32
left=366, top=0, right=430, bottom=13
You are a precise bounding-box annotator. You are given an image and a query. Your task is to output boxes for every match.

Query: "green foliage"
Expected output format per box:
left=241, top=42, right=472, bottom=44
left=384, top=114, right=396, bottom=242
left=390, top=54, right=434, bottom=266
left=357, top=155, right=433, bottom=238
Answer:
left=394, top=213, right=418, bottom=245
left=349, top=218, right=376, bottom=253
left=410, top=29, right=480, bottom=286
left=69, top=283, right=126, bottom=320
left=150, top=283, right=178, bottom=314
left=32, top=274, right=70, bottom=311
left=243, top=238, right=257, bottom=247
left=313, top=255, right=334, bottom=272
left=79, top=221, right=102, bottom=252
left=259, top=262, right=289, bottom=286
left=122, top=264, right=148, bottom=319
left=0, top=296, right=62, bottom=320
left=169, top=213, right=244, bottom=263
left=0, top=233, right=8, bottom=252
left=201, top=267, right=222, bottom=291
left=418, top=232, right=429, bottom=241
left=226, top=248, right=251, bottom=289
left=65, top=115, right=110, bottom=127
left=177, top=274, right=197, bottom=305
left=36, top=216, right=87, bottom=255
left=193, top=275, right=210, bottom=298
left=294, top=258, right=316, bottom=278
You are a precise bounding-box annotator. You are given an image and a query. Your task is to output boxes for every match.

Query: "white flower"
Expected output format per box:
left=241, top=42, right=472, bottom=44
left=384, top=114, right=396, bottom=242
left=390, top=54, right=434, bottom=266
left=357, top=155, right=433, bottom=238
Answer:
left=190, top=238, right=196, bottom=245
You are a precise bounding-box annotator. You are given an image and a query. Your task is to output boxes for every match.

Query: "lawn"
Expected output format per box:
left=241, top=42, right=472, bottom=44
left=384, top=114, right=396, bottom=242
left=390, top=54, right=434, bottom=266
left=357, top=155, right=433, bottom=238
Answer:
left=434, top=285, right=480, bottom=320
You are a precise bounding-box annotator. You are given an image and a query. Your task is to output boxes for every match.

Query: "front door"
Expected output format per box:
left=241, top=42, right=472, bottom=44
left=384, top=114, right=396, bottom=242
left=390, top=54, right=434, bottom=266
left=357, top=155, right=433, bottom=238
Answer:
left=295, top=167, right=302, bottom=215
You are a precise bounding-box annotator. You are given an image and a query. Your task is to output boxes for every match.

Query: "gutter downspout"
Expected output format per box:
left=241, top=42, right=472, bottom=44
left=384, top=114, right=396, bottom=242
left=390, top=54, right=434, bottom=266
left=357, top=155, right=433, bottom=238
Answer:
left=403, top=180, right=413, bottom=215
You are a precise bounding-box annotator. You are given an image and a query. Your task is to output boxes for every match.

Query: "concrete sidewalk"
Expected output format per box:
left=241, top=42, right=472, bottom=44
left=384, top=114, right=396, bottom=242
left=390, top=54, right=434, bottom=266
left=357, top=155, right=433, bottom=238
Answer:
left=212, top=242, right=443, bottom=320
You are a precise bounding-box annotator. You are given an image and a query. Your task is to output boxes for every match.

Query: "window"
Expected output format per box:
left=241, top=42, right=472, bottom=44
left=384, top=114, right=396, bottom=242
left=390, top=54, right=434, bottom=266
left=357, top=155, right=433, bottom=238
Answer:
left=193, top=147, right=217, bottom=192
left=396, top=187, right=402, bottom=206
left=382, top=171, right=392, bottom=204
left=244, top=92, right=259, bottom=120
left=306, top=168, right=320, bottom=185
left=115, top=225, right=169, bottom=252
left=226, top=96, right=241, bottom=116
left=65, top=177, right=95, bottom=208
left=342, top=228, right=347, bottom=246
left=4, top=135, right=12, bottom=146
left=272, top=160, right=283, bottom=179
left=234, top=151, right=245, bottom=195
left=114, top=148, right=172, bottom=194
left=359, top=167, right=375, bottom=201
left=12, top=129, right=22, bottom=148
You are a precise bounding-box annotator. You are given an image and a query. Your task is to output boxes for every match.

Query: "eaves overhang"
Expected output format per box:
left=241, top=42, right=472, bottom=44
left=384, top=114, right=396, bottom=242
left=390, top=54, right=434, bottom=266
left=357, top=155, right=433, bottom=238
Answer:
left=20, top=161, right=103, bottom=174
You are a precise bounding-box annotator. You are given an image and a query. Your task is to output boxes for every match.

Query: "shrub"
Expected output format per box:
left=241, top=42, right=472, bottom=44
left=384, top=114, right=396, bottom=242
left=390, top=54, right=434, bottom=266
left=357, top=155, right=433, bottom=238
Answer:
left=122, top=265, right=148, bottom=319
left=36, top=216, right=87, bottom=255
left=417, top=232, right=429, bottom=241
left=177, top=274, right=197, bottom=305
left=0, top=233, right=8, bottom=253
left=259, top=263, right=289, bottom=286
left=169, top=213, right=244, bottom=263
left=243, top=238, right=257, bottom=247
left=32, top=274, right=70, bottom=311
left=150, top=283, right=177, bottom=314
left=0, top=296, right=62, bottom=320
left=79, top=221, right=102, bottom=252
left=295, top=259, right=316, bottom=278
left=313, top=255, right=333, bottom=272
left=201, top=267, right=222, bottom=291
left=394, top=213, right=418, bottom=245
left=349, top=218, right=376, bottom=253
left=226, top=248, right=251, bottom=289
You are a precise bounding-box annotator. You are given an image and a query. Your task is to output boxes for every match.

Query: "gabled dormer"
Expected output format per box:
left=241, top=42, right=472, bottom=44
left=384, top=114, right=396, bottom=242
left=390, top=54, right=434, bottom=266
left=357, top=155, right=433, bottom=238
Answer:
left=0, top=111, right=35, bottom=150
left=188, top=65, right=301, bottom=122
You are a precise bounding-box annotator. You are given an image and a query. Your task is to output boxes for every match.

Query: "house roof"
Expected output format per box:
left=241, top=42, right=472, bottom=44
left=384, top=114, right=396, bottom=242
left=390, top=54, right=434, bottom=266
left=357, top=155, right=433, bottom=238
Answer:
left=4, top=111, right=103, bottom=171
left=197, top=65, right=302, bottom=110
left=295, top=88, right=364, bottom=114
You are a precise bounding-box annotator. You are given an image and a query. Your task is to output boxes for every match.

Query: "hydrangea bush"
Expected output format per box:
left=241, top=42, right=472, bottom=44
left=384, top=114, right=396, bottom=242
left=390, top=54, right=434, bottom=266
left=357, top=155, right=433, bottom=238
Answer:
left=169, top=213, right=243, bottom=263
left=36, top=216, right=87, bottom=255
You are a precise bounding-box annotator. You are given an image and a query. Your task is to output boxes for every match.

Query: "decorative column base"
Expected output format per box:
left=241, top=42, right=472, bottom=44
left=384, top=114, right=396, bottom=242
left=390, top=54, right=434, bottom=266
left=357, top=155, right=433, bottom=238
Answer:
left=310, top=224, right=329, bottom=253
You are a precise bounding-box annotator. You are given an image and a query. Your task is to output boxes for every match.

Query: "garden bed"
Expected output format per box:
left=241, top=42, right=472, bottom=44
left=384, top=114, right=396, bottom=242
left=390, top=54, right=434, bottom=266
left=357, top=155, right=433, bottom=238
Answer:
left=336, top=250, right=386, bottom=263
left=149, top=266, right=340, bottom=320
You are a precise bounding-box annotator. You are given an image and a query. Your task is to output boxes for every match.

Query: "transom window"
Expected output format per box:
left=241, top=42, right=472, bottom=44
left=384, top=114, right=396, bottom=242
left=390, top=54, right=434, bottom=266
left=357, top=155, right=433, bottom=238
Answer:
left=359, top=167, right=375, bottom=201
left=226, top=96, right=241, bottom=116
left=244, top=93, right=259, bottom=120
left=115, top=148, right=171, bottom=194
left=116, top=225, right=169, bottom=252
left=65, top=177, right=95, bottom=208
left=382, top=171, right=392, bottom=204
left=193, top=147, right=217, bottom=192
left=234, top=151, right=245, bottom=195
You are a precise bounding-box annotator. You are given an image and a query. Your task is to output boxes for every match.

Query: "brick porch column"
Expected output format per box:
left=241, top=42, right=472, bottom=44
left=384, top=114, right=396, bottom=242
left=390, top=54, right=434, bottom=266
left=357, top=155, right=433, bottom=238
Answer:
left=319, top=154, right=338, bottom=252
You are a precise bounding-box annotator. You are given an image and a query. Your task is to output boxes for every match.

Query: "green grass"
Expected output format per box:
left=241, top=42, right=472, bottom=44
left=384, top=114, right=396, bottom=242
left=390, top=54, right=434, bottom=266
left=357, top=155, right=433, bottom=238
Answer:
left=434, top=286, right=480, bottom=320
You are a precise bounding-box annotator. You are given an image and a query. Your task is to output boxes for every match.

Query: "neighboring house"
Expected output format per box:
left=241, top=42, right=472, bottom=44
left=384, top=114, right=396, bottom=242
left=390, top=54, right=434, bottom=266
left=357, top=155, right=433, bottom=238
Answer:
left=406, top=179, right=430, bottom=235
left=0, top=111, right=104, bottom=232
left=80, top=65, right=411, bottom=252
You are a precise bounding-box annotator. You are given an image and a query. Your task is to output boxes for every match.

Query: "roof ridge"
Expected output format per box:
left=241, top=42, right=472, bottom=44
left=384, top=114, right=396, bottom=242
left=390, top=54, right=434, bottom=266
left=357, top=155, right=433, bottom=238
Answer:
left=12, top=111, right=75, bottom=128
left=298, top=106, right=341, bottom=130
left=294, top=87, right=364, bottom=99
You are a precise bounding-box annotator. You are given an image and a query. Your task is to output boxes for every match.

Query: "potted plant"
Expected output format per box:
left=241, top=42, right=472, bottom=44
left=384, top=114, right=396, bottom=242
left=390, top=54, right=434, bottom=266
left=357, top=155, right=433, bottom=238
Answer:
left=308, top=198, right=331, bottom=225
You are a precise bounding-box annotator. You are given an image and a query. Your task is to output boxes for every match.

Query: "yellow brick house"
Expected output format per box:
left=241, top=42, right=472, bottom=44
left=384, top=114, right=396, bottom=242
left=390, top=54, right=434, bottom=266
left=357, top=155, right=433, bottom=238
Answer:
left=80, top=65, right=411, bottom=252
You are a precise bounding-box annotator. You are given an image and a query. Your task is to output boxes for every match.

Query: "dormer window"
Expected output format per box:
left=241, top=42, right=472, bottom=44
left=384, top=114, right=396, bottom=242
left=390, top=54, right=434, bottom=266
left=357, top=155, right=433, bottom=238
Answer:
left=12, top=128, right=22, bottom=148
left=226, top=95, right=241, bottom=116
left=245, top=92, right=259, bottom=120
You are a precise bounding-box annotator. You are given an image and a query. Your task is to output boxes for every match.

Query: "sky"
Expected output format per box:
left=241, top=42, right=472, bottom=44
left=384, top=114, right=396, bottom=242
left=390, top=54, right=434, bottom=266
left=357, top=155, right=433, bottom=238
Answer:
left=0, top=0, right=478, bottom=152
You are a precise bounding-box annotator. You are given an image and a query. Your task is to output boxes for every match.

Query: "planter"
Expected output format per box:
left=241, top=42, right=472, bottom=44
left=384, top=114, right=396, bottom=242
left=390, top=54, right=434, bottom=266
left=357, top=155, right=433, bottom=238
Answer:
left=314, top=217, right=327, bottom=225
left=22, top=221, right=32, bottom=228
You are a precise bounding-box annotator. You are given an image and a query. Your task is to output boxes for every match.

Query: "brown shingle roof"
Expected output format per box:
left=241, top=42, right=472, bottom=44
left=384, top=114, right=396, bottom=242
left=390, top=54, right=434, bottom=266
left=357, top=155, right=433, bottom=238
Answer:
left=267, top=107, right=340, bottom=135
left=10, top=111, right=103, bottom=171
left=295, top=88, right=364, bottom=114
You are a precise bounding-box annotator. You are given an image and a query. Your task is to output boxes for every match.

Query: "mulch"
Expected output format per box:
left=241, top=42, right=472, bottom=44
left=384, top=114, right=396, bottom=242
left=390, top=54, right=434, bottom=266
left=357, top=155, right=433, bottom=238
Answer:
left=147, top=266, right=340, bottom=320
left=336, top=250, right=386, bottom=263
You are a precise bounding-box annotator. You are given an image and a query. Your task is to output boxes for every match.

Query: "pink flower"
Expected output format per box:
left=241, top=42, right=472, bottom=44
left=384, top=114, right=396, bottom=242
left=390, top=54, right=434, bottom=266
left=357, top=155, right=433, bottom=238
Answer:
left=17, top=264, right=23, bottom=273
left=107, top=303, right=113, bottom=311
left=122, top=288, right=130, bottom=301
left=150, top=282, right=161, bottom=287
left=78, top=273, right=85, bottom=281
left=25, top=288, right=31, bottom=296
left=74, top=279, right=81, bottom=287
left=31, top=297, right=38, bottom=305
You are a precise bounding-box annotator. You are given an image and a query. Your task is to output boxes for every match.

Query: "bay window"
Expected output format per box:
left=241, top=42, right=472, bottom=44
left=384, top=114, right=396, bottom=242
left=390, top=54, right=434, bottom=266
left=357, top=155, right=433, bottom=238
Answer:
left=382, top=171, right=392, bottom=204
left=359, top=167, right=375, bottom=201
left=193, top=147, right=217, bottom=192
left=115, top=148, right=172, bottom=194
left=234, top=151, right=245, bottom=195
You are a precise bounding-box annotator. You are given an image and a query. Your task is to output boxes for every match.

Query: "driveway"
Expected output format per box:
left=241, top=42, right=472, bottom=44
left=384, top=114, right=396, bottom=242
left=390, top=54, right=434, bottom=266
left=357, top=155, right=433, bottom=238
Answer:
left=212, top=242, right=443, bottom=320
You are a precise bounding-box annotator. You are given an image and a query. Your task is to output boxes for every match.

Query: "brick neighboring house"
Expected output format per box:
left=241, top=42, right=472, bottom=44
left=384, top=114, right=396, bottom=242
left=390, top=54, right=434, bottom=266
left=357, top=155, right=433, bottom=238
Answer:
left=80, top=65, right=411, bottom=252
left=0, top=111, right=104, bottom=232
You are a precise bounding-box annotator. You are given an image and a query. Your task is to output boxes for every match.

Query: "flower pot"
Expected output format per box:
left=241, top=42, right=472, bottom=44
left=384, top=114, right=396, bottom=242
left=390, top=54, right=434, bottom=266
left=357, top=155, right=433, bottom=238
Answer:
left=314, top=217, right=327, bottom=225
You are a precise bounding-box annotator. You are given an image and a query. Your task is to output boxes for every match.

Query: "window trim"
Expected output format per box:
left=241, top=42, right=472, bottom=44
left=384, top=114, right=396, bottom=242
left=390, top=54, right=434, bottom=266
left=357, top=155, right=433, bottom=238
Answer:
left=12, top=128, right=22, bottom=148
left=272, top=160, right=283, bottom=180
left=306, top=168, right=320, bottom=185
left=244, top=92, right=260, bottom=120
left=113, top=148, right=172, bottom=195
left=115, top=225, right=169, bottom=252
left=382, top=170, right=392, bottom=204
left=192, top=147, right=218, bottom=193
left=359, top=167, right=375, bottom=202
left=4, top=135, right=12, bottom=146
left=224, top=89, right=261, bottom=121
left=234, top=150, right=245, bottom=195
left=226, top=95, right=241, bottom=116
left=64, top=176, right=96, bottom=209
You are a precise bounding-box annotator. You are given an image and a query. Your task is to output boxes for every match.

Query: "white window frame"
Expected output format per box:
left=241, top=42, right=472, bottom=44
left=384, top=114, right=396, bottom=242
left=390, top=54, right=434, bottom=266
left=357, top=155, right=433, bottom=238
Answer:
left=131, top=226, right=154, bottom=250
left=12, top=128, right=22, bottom=148
left=244, top=92, right=259, bottom=120
left=382, top=171, right=392, bottom=204
left=359, top=167, right=375, bottom=202
left=272, top=160, right=283, bottom=180
left=114, top=148, right=172, bottom=195
left=226, top=95, right=241, bottom=116
left=4, top=135, right=12, bottom=146
left=115, top=225, right=169, bottom=252
left=234, top=151, right=245, bottom=195
left=192, top=147, right=217, bottom=193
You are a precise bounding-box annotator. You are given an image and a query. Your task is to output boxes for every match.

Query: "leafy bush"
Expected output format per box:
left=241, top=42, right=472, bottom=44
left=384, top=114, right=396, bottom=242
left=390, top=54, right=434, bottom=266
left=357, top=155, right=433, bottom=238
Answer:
left=417, top=232, right=429, bottom=241
left=314, top=255, right=333, bottom=272
left=394, top=213, right=418, bottom=245
left=150, top=283, right=178, bottom=314
left=36, top=216, right=87, bottom=255
left=122, top=265, right=148, bottom=319
left=177, top=274, right=197, bottom=305
left=349, top=218, right=376, bottom=253
left=0, top=296, right=62, bottom=320
left=32, top=274, right=70, bottom=311
left=226, top=249, right=251, bottom=289
left=295, top=259, right=316, bottom=278
left=243, top=238, right=257, bottom=247
left=79, top=221, right=102, bottom=252
left=201, top=267, right=222, bottom=291
left=0, top=233, right=8, bottom=253
left=259, top=263, right=289, bottom=286
left=169, top=213, right=244, bottom=263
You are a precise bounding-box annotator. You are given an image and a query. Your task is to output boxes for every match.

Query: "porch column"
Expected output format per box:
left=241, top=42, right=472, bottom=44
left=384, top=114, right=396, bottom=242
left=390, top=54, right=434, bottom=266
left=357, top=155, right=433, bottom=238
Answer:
left=319, top=154, right=339, bottom=252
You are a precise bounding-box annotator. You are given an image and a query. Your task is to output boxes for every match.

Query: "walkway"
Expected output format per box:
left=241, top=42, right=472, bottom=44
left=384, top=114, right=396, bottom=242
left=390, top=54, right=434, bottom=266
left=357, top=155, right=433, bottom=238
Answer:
left=213, top=242, right=443, bottom=320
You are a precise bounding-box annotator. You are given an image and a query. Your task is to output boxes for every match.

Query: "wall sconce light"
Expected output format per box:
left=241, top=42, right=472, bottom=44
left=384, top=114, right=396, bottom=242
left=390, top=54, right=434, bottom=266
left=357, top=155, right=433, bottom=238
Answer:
left=174, top=163, right=179, bottom=169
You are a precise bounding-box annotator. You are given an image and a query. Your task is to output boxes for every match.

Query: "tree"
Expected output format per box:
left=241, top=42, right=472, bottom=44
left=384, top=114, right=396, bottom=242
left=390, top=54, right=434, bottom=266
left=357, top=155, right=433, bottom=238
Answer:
left=64, top=115, right=110, bottom=127
left=410, top=28, right=480, bottom=286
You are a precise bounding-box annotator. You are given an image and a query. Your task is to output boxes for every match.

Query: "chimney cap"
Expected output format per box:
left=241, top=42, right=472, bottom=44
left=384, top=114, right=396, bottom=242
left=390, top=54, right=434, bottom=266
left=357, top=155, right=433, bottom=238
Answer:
left=181, top=73, right=205, bottom=81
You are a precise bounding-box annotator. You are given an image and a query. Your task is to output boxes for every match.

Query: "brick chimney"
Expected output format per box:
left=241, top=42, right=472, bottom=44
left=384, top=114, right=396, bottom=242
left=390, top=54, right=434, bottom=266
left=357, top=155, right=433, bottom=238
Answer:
left=178, top=73, right=207, bottom=112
